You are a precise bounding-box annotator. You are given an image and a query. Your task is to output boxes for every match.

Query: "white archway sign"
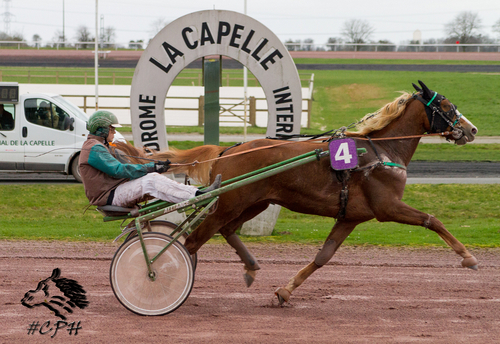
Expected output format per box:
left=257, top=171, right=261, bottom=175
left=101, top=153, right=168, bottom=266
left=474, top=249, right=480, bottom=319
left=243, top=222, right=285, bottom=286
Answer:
left=130, top=9, right=302, bottom=150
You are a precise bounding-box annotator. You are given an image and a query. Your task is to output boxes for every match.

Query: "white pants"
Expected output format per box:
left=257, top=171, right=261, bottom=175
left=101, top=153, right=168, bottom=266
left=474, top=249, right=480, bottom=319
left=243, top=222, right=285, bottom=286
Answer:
left=112, top=173, right=198, bottom=207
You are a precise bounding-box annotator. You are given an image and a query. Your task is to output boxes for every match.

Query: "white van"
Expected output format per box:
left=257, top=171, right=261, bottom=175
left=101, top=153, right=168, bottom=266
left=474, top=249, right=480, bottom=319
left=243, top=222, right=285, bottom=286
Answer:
left=0, top=82, right=124, bottom=182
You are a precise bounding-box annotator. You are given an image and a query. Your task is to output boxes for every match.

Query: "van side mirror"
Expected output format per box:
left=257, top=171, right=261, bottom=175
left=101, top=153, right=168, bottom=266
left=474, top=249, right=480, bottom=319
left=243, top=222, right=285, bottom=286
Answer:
left=69, top=118, right=75, bottom=131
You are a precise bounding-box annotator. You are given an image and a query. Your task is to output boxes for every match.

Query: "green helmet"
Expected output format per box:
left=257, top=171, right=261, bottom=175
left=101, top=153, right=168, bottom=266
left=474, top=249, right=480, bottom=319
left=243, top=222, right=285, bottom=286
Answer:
left=86, top=110, right=121, bottom=137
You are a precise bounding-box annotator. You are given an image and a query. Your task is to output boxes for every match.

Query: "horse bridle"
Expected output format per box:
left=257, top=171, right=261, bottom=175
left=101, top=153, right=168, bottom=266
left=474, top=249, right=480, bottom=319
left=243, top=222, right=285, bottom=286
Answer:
left=413, top=91, right=464, bottom=140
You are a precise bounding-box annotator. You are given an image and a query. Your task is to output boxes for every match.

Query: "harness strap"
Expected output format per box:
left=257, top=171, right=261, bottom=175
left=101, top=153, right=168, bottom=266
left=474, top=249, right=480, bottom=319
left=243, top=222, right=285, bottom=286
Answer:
left=426, top=92, right=438, bottom=106
left=218, top=142, right=244, bottom=157
left=335, top=170, right=350, bottom=220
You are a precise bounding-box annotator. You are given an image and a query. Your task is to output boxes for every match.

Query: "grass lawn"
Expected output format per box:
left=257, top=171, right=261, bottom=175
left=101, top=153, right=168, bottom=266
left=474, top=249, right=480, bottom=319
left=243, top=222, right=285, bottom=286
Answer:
left=1, top=184, right=499, bottom=247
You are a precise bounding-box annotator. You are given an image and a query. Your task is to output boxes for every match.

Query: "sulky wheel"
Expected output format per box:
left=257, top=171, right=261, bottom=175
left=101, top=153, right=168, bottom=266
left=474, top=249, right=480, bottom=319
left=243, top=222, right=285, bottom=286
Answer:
left=125, top=220, right=197, bottom=270
left=110, top=232, right=195, bottom=316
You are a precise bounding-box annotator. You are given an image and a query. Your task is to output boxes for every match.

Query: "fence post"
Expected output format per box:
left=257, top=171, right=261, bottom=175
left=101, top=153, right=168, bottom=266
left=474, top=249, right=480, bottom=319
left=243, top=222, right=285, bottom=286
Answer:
left=84, top=72, right=87, bottom=84
left=83, top=96, right=87, bottom=112
left=112, top=73, right=116, bottom=85
left=249, top=96, right=256, bottom=126
left=307, top=99, right=312, bottom=129
left=198, top=95, right=205, bottom=126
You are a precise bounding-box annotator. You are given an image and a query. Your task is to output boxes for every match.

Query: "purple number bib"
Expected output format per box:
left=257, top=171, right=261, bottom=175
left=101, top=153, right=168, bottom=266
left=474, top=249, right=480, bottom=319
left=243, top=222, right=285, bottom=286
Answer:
left=329, top=138, right=358, bottom=170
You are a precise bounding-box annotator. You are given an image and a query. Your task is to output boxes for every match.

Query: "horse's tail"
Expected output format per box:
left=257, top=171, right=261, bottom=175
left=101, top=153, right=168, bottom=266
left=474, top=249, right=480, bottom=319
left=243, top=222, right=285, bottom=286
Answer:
left=112, top=142, right=225, bottom=185
left=153, top=145, right=226, bottom=185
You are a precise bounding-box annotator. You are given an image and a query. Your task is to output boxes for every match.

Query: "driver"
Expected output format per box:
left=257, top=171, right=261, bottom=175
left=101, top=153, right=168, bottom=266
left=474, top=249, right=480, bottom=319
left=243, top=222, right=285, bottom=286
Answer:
left=0, top=103, right=14, bottom=130
left=79, top=110, right=221, bottom=208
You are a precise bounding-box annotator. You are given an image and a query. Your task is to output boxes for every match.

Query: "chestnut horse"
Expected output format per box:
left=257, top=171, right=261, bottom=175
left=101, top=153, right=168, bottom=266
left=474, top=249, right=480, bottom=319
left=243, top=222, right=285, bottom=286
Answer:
left=118, top=81, right=478, bottom=305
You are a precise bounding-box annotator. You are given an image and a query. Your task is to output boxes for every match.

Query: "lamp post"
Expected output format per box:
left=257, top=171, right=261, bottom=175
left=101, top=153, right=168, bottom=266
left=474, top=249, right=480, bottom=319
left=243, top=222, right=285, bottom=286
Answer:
left=243, top=0, right=248, bottom=141
left=95, top=0, right=99, bottom=110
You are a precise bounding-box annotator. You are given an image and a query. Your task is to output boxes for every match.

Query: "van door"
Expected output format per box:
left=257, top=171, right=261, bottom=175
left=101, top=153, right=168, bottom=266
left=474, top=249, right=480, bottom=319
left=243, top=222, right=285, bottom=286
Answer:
left=21, top=97, right=77, bottom=172
left=0, top=103, right=24, bottom=170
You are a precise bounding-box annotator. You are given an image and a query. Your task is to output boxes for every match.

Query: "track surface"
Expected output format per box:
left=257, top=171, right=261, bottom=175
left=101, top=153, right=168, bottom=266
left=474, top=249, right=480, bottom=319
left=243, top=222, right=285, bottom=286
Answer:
left=1, top=241, right=499, bottom=343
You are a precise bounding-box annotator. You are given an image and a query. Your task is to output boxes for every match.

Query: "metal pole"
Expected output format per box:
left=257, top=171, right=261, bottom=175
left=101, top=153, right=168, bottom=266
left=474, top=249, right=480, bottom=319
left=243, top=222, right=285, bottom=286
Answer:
left=62, top=0, right=65, bottom=44
left=243, top=0, right=248, bottom=141
left=204, top=58, right=220, bottom=145
left=94, top=0, right=99, bottom=110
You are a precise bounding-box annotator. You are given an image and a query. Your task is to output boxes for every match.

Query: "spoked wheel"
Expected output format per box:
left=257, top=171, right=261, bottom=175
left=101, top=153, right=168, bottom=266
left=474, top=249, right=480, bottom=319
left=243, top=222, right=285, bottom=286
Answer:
left=125, top=220, right=197, bottom=269
left=110, top=232, right=195, bottom=316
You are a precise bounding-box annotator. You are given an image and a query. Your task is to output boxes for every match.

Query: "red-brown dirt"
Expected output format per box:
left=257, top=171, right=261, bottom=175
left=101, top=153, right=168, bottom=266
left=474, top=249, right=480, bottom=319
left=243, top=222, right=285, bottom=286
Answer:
left=1, top=49, right=500, bottom=62
left=1, top=240, right=499, bottom=343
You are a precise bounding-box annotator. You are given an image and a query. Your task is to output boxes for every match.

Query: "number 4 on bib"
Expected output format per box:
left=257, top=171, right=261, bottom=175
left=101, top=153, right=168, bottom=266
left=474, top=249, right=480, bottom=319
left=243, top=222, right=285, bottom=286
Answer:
left=329, top=138, right=358, bottom=170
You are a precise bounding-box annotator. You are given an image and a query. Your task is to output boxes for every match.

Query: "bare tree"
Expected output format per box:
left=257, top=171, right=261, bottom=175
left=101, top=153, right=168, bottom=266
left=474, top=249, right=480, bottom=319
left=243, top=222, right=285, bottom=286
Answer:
left=326, top=37, right=342, bottom=51
left=493, top=19, right=500, bottom=40
left=150, top=17, right=169, bottom=37
left=75, top=25, right=94, bottom=49
left=32, top=34, right=41, bottom=48
left=444, top=11, right=482, bottom=50
left=302, top=38, right=314, bottom=51
left=341, top=19, right=374, bottom=45
left=100, top=27, right=116, bottom=48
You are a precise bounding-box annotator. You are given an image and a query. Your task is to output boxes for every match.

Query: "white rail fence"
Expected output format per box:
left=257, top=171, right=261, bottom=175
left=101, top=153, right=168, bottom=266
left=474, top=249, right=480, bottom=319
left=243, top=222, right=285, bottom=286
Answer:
left=2, top=41, right=500, bottom=52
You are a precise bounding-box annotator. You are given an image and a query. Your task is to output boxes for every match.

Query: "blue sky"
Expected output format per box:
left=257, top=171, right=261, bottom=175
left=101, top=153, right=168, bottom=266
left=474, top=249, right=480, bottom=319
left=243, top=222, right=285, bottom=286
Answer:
left=4, top=0, right=500, bottom=45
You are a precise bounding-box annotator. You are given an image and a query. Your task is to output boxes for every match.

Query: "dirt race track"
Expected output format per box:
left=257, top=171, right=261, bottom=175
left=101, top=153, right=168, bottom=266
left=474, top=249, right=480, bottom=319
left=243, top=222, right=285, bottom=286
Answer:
left=1, top=241, right=499, bottom=343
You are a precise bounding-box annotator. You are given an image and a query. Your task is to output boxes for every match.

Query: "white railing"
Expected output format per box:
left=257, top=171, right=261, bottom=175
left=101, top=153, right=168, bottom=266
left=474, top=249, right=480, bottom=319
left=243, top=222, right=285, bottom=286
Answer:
left=285, top=42, right=500, bottom=53
left=2, top=40, right=500, bottom=52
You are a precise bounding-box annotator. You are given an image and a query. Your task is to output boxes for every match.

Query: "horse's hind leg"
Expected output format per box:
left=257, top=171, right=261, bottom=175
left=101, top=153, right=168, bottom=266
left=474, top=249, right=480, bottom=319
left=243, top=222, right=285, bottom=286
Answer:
left=226, top=234, right=260, bottom=287
left=220, top=202, right=270, bottom=287
left=376, top=201, right=478, bottom=270
left=275, top=220, right=359, bottom=305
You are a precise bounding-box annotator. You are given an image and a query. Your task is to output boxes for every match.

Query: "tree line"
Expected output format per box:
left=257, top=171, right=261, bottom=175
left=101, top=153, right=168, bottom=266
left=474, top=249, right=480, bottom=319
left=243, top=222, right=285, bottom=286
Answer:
left=287, top=12, right=500, bottom=52
left=1, top=11, right=499, bottom=51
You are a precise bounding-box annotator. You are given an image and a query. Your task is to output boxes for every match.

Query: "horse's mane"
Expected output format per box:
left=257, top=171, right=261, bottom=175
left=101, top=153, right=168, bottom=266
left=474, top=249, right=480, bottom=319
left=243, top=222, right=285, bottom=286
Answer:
left=348, top=92, right=414, bottom=136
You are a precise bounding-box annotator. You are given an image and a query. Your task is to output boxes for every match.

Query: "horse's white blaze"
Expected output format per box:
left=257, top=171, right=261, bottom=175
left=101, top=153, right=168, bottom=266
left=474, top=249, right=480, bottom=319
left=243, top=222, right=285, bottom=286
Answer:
left=457, top=109, right=476, bottom=130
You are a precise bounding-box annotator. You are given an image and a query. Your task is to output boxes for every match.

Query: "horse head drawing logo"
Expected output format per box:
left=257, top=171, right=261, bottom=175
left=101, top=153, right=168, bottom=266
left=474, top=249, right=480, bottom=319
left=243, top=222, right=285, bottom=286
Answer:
left=21, top=268, right=89, bottom=320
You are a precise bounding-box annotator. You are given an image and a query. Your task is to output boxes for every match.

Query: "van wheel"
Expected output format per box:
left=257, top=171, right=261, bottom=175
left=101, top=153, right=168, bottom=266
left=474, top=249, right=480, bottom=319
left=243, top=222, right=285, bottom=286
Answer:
left=71, top=155, right=82, bottom=183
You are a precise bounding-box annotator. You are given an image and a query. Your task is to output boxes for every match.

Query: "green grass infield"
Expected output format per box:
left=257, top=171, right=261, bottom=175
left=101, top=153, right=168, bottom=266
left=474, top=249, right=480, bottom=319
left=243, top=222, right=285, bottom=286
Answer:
left=1, top=184, right=498, bottom=247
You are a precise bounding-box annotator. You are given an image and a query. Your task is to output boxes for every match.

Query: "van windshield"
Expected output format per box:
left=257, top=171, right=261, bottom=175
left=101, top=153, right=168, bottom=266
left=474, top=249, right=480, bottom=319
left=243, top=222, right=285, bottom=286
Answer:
left=53, top=96, right=89, bottom=121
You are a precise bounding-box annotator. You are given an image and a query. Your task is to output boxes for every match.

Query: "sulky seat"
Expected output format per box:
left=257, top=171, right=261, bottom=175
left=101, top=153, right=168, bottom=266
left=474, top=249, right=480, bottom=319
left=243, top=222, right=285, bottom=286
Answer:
left=96, top=205, right=140, bottom=217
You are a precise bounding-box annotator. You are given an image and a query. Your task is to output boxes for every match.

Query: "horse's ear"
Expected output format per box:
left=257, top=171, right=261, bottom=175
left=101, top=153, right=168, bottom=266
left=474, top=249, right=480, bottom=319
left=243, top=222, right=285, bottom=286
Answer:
left=418, top=80, right=433, bottom=97
left=51, top=268, right=61, bottom=279
left=412, top=83, right=422, bottom=92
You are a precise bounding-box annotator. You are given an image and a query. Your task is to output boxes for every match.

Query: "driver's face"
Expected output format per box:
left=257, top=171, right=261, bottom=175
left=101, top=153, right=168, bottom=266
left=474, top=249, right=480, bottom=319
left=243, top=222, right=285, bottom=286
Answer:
left=108, top=126, right=116, bottom=142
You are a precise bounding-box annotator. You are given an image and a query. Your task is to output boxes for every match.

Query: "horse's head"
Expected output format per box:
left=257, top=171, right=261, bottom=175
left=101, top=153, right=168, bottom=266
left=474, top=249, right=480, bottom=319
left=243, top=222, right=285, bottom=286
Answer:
left=412, top=80, right=477, bottom=145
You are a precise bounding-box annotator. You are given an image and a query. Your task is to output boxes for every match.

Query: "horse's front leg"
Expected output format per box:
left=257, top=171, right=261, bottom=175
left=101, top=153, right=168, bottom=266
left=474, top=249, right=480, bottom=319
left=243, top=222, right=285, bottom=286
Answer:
left=275, top=220, right=360, bottom=305
left=375, top=201, right=478, bottom=270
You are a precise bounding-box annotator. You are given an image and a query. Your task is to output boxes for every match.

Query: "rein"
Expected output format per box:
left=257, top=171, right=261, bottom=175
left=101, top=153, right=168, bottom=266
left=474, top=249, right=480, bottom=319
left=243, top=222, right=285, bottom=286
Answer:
left=170, top=131, right=452, bottom=167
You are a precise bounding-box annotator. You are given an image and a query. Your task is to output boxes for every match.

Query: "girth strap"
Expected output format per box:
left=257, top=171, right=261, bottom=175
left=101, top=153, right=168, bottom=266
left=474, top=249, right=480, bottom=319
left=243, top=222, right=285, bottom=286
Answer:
left=364, top=136, right=406, bottom=170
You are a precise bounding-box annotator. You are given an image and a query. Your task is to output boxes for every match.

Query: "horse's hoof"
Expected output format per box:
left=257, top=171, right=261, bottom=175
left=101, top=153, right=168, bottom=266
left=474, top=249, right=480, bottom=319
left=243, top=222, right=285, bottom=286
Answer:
left=243, top=270, right=257, bottom=288
left=461, top=256, right=479, bottom=270
left=274, top=287, right=291, bottom=305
